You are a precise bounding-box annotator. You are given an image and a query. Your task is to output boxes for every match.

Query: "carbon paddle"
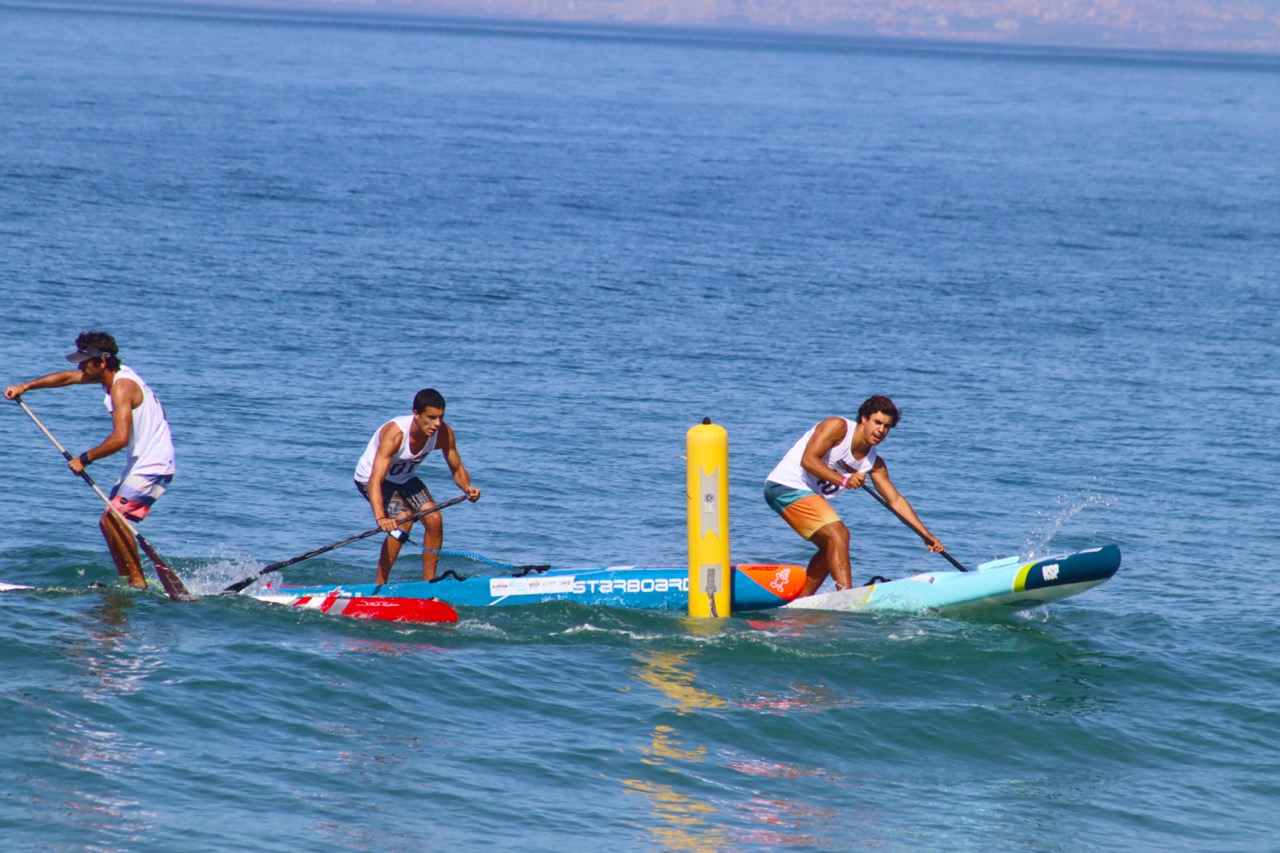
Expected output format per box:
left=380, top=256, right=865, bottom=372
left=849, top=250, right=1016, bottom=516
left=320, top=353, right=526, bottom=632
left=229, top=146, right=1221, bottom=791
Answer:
left=860, top=481, right=970, bottom=572
left=222, top=493, right=470, bottom=593
left=13, top=396, right=197, bottom=601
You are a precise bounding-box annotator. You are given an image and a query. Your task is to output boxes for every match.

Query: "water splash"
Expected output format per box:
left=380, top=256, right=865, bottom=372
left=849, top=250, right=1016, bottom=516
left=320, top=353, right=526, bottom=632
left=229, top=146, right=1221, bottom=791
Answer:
left=1021, top=490, right=1117, bottom=558
left=177, top=545, right=269, bottom=596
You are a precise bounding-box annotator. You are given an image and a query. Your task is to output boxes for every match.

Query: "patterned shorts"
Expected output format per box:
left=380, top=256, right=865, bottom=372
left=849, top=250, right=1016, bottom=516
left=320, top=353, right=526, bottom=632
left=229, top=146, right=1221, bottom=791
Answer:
left=764, top=481, right=841, bottom=541
left=108, top=473, right=173, bottom=522
left=355, top=476, right=432, bottom=519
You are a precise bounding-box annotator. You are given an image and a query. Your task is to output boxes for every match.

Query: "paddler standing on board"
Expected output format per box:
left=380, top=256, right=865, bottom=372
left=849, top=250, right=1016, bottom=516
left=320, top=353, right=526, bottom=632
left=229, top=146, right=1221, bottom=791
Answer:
left=764, top=395, right=944, bottom=597
left=354, top=388, right=481, bottom=584
left=4, top=331, right=175, bottom=589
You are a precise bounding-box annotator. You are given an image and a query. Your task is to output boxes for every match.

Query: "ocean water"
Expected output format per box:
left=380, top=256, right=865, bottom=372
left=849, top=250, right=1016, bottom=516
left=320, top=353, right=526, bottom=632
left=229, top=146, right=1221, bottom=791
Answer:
left=1, top=4, right=1278, bottom=850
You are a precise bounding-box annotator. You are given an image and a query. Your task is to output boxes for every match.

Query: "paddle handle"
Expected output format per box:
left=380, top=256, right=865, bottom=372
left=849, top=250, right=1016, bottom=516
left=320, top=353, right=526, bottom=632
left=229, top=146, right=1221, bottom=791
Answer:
left=12, top=396, right=196, bottom=600
left=860, top=482, right=969, bottom=572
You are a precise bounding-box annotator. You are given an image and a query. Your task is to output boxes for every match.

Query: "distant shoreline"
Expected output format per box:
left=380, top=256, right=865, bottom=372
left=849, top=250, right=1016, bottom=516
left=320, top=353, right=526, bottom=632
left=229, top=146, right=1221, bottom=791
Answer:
left=5, top=0, right=1280, bottom=58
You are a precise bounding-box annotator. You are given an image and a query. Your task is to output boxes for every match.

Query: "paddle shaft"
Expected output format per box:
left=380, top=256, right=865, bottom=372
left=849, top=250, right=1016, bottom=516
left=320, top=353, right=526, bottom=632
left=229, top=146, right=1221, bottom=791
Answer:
left=860, top=482, right=970, bottom=572
left=222, top=493, right=469, bottom=593
left=13, top=396, right=196, bottom=600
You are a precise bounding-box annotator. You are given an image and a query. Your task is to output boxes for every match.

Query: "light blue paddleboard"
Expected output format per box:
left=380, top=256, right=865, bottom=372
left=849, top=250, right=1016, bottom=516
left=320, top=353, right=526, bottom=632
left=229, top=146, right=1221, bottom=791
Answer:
left=784, top=544, right=1121, bottom=616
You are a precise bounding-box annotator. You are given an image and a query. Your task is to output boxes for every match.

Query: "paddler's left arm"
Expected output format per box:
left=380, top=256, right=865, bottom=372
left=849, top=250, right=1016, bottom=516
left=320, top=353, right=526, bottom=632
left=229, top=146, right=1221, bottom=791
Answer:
left=438, top=423, right=481, bottom=502
left=869, top=460, right=944, bottom=553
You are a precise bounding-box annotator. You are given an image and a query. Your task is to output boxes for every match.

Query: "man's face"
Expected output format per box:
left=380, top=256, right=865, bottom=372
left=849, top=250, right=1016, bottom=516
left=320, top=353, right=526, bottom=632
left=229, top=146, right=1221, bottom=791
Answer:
left=862, top=412, right=895, bottom=445
left=77, top=356, right=106, bottom=378
left=413, top=406, right=444, bottom=437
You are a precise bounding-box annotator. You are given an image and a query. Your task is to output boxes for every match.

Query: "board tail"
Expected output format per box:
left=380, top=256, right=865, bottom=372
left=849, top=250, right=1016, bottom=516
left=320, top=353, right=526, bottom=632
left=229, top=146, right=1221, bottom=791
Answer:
left=735, top=564, right=807, bottom=605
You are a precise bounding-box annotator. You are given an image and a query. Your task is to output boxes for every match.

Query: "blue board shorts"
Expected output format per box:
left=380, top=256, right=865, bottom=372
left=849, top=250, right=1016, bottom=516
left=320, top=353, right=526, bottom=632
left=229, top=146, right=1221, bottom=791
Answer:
left=109, top=473, right=173, bottom=522
left=355, top=476, right=432, bottom=519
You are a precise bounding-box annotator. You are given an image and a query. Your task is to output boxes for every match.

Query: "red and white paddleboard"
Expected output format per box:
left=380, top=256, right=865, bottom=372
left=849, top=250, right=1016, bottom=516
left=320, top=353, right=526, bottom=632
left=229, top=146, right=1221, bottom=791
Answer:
left=3, top=582, right=458, bottom=623
left=253, top=590, right=459, bottom=624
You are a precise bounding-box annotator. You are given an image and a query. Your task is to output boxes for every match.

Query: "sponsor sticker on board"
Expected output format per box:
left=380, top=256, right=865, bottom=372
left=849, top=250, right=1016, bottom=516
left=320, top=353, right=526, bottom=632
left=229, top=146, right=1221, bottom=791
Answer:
left=490, top=576, right=576, bottom=596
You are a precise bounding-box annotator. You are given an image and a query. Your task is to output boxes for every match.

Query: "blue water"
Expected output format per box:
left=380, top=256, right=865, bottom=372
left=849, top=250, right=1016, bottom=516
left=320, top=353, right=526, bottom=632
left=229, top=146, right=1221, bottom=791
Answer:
left=2, top=4, right=1278, bottom=850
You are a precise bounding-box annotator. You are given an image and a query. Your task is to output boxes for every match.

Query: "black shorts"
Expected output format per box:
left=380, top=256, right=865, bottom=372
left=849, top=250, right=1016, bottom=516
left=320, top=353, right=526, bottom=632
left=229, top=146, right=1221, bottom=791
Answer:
left=354, top=477, right=432, bottom=519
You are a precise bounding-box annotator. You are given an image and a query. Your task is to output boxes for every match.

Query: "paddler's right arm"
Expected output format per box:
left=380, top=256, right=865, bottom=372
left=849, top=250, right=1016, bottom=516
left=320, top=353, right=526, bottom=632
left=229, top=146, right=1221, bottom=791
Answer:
left=368, top=421, right=405, bottom=534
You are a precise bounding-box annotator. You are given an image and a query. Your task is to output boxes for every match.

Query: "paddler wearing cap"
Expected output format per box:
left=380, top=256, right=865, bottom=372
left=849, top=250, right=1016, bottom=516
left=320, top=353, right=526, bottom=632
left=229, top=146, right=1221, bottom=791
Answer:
left=5, top=331, right=175, bottom=587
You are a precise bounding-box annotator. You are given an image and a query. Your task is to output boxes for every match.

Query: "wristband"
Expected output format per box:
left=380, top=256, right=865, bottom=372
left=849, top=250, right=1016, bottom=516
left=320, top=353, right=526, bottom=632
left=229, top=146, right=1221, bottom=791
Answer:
left=78, top=452, right=91, bottom=468
left=840, top=474, right=851, bottom=489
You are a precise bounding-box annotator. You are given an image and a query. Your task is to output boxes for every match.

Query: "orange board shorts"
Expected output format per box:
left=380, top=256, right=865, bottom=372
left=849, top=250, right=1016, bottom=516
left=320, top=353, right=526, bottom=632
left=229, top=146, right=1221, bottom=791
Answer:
left=108, top=473, right=173, bottom=522
left=764, top=481, right=840, bottom=541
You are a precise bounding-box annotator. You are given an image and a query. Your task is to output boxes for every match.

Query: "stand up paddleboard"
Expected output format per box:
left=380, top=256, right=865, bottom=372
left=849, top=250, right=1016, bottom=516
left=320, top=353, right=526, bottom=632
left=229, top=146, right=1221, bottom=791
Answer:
left=5, top=547, right=1118, bottom=621
left=784, top=544, right=1121, bottom=617
left=255, top=545, right=1119, bottom=617
left=257, top=563, right=808, bottom=612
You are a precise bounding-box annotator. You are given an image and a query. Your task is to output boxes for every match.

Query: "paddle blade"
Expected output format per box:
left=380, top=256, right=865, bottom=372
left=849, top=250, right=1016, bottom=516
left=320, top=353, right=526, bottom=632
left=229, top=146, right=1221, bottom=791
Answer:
left=136, top=536, right=197, bottom=602
left=152, top=563, right=198, bottom=602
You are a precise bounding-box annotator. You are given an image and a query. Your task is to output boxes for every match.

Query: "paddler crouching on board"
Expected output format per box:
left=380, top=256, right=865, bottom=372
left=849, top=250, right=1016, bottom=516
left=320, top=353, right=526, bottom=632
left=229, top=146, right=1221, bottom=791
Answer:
left=4, top=331, right=175, bottom=589
left=354, top=388, right=481, bottom=584
left=764, top=395, right=944, bottom=598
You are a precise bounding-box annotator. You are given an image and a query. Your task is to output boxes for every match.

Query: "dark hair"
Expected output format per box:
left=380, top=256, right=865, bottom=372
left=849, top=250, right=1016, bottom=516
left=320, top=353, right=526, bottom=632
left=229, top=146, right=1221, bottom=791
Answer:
left=77, top=330, right=121, bottom=371
left=857, top=395, right=901, bottom=427
left=413, top=388, right=446, bottom=413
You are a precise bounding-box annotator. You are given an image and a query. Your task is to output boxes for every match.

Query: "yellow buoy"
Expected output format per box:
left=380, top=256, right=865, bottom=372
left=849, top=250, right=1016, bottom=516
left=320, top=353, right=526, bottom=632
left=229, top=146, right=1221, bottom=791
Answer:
left=687, top=418, right=731, bottom=618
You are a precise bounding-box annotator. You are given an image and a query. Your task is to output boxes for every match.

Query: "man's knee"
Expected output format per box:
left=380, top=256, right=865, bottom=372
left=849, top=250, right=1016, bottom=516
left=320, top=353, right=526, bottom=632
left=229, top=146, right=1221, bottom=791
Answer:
left=100, top=511, right=124, bottom=536
left=812, top=521, right=850, bottom=550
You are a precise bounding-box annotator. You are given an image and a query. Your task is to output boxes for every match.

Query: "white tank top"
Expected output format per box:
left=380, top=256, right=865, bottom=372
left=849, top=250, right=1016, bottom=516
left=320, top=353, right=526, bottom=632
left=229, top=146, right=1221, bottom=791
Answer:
left=103, top=365, right=175, bottom=478
left=354, top=415, right=439, bottom=485
left=765, top=417, right=877, bottom=498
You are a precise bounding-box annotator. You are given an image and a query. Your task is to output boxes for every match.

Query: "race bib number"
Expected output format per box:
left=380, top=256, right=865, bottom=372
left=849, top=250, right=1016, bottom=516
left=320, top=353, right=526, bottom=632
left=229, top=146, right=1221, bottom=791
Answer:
left=389, top=459, right=421, bottom=478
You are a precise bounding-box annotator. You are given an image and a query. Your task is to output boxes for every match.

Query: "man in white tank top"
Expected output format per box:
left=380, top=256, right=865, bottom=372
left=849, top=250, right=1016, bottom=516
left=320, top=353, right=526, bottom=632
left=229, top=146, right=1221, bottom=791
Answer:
left=764, top=395, right=944, bottom=597
left=353, top=388, right=481, bottom=584
left=5, top=331, right=175, bottom=588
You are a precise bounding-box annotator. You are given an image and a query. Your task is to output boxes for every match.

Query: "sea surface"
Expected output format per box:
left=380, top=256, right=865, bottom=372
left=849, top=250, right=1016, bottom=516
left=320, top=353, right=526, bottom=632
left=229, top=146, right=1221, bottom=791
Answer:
left=1, top=4, right=1277, bottom=850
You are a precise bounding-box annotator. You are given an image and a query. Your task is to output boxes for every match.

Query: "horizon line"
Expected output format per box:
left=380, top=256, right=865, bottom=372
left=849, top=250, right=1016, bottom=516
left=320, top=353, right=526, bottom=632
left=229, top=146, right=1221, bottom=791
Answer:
left=6, top=0, right=1280, bottom=59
